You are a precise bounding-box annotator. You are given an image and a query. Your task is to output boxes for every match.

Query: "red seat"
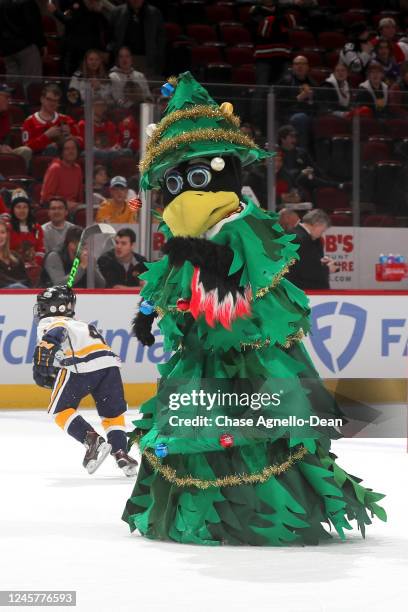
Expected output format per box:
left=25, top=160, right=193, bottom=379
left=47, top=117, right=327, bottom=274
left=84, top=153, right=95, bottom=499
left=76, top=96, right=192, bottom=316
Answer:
left=314, top=187, right=350, bottom=212
left=359, top=118, right=388, bottom=140
left=318, top=31, right=346, bottom=50
left=325, top=50, right=340, bottom=69
left=73, top=208, right=87, bottom=228
left=7, top=82, right=25, bottom=103
left=179, top=0, right=206, bottom=24
left=348, top=73, right=364, bottom=88
left=186, top=24, right=218, bottom=44
left=309, top=67, right=331, bottom=85
left=43, top=56, right=61, bottom=77
left=362, top=214, right=397, bottom=227
left=219, top=22, right=252, bottom=45
left=300, top=48, right=323, bottom=67
left=205, top=63, right=232, bottom=83
left=387, top=119, right=408, bottom=139
left=231, top=64, right=255, bottom=85
left=313, top=115, right=351, bottom=139
left=42, top=15, right=57, bottom=34
left=31, top=156, right=55, bottom=181
left=238, top=5, right=252, bottom=25
left=46, top=36, right=61, bottom=55
left=330, top=212, right=353, bottom=226
left=206, top=4, right=235, bottom=23
left=191, top=45, right=223, bottom=66
left=341, top=10, right=370, bottom=27
left=0, top=153, right=27, bottom=177
left=335, top=0, right=364, bottom=9
left=9, top=104, right=26, bottom=127
left=34, top=208, right=50, bottom=225
left=26, top=82, right=44, bottom=105
left=225, top=45, right=254, bottom=66
left=362, top=142, right=391, bottom=163
left=31, top=183, right=43, bottom=205
left=288, top=30, right=316, bottom=49
left=110, top=157, right=137, bottom=179
left=164, top=22, right=183, bottom=43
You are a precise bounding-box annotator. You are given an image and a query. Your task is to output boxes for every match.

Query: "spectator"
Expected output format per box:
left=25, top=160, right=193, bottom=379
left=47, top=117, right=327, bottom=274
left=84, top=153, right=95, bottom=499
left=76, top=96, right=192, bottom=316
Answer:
left=98, top=228, right=146, bottom=288
left=22, top=84, right=80, bottom=155
left=47, top=0, right=111, bottom=76
left=104, top=0, right=165, bottom=77
left=41, top=197, right=75, bottom=253
left=0, top=83, right=32, bottom=167
left=374, top=40, right=400, bottom=84
left=276, top=56, right=317, bottom=149
left=78, top=98, right=131, bottom=163
left=40, top=138, right=84, bottom=214
left=0, top=0, right=46, bottom=80
left=41, top=225, right=105, bottom=288
left=285, top=209, right=336, bottom=290
left=69, top=49, right=112, bottom=103
left=0, top=219, right=30, bottom=288
left=389, top=61, right=408, bottom=117
left=8, top=189, right=45, bottom=267
left=93, top=164, right=110, bottom=205
left=250, top=0, right=293, bottom=87
left=321, top=63, right=352, bottom=116
left=96, top=176, right=138, bottom=223
left=275, top=148, right=302, bottom=207
left=356, top=61, right=391, bottom=118
left=278, top=208, right=300, bottom=233
left=373, top=18, right=408, bottom=64
left=109, top=46, right=151, bottom=107
left=278, top=125, right=344, bottom=191
left=339, top=22, right=373, bottom=75
left=117, top=82, right=144, bottom=154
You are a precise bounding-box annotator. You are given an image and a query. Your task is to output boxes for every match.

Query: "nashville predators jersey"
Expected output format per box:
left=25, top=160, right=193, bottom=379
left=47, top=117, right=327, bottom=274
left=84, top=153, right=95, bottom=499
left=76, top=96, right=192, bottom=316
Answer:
left=37, top=316, right=121, bottom=374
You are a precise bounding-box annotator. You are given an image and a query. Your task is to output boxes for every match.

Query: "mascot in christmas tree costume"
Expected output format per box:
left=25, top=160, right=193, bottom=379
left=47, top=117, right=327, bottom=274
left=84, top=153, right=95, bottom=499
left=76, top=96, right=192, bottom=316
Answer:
left=123, top=72, right=386, bottom=546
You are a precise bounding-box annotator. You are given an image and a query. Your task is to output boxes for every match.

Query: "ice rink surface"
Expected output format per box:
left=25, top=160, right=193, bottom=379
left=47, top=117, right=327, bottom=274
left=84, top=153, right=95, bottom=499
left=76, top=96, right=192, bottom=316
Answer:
left=0, top=409, right=407, bottom=612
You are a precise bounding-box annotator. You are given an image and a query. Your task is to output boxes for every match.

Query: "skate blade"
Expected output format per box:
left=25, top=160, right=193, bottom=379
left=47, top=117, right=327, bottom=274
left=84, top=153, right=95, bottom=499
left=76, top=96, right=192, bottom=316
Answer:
left=121, top=463, right=138, bottom=478
left=86, top=442, right=112, bottom=474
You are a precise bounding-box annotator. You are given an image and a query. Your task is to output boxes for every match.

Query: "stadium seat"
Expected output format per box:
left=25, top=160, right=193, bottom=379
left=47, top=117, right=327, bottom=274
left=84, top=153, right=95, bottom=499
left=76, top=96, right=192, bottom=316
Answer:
left=8, top=82, right=25, bottom=103
left=325, top=50, right=340, bottom=69
left=186, top=24, right=218, bottom=43
left=373, top=161, right=404, bottom=212
left=330, top=212, right=353, bottom=226
left=46, top=36, right=61, bottom=56
left=204, top=63, right=232, bottom=83
left=164, top=22, right=183, bottom=43
left=219, top=22, right=252, bottom=45
left=231, top=64, right=256, bottom=85
left=9, top=104, right=26, bottom=127
left=34, top=208, right=50, bottom=225
left=362, top=141, right=391, bottom=163
left=313, top=115, right=351, bottom=139
left=206, top=3, right=235, bottom=23
left=318, top=32, right=347, bottom=50
left=288, top=30, right=316, bottom=49
left=27, top=82, right=45, bottom=105
left=0, top=153, right=27, bottom=177
left=359, top=118, right=388, bottom=140
left=31, top=156, right=55, bottom=181
left=314, top=187, right=350, bottom=212
left=179, top=1, right=206, bottom=25
left=300, top=48, right=324, bottom=67
left=362, top=214, right=397, bottom=227
left=42, top=15, right=57, bottom=35
left=191, top=45, right=223, bottom=66
left=238, top=5, right=252, bottom=25
left=110, top=157, right=137, bottom=179
left=329, top=136, right=352, bottom=180
left=73, top=208, right=87, bottom=228
left=309, top=67, right=331, bottom=85
left=387, top=119, right=408, bottom=139
left=43, top=56, right=61, bottom=77
left=225, top=45, right=254, bottom=66
left=335, top=0, right=364, bottom=9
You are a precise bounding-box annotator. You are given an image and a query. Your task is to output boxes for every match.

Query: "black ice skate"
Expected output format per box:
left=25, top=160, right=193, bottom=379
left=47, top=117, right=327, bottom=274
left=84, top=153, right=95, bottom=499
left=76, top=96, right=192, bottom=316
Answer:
left=83, top=431, right=112, bottom=474
left=112, top=449, right=138, bottom=477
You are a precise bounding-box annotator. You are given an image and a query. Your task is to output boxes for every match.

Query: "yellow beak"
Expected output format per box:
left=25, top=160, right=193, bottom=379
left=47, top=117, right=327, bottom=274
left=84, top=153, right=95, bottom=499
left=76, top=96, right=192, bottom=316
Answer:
left=163, top=191, right=239, bottom=237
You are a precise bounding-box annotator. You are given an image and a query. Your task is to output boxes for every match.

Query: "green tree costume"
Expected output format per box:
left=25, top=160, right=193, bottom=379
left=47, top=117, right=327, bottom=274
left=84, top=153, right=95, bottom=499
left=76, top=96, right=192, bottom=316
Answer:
left=123, top=73, right=386, bottom=545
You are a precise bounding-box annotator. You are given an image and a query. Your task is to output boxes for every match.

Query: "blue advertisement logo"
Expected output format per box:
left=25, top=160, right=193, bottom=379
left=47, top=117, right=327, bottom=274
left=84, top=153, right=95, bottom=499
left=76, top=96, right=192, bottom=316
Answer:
left=310, top=302, right=367, bottom=372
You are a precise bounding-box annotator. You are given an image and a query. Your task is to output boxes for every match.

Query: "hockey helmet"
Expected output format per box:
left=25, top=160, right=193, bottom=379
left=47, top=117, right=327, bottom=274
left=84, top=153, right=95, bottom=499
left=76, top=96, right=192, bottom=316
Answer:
left=34, top=285, right=76, bottom=321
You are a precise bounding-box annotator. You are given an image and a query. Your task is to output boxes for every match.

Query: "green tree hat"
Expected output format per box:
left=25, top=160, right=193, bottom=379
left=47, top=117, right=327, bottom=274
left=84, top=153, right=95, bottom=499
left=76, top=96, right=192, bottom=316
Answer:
left=139, top=71, right=272, bottom=191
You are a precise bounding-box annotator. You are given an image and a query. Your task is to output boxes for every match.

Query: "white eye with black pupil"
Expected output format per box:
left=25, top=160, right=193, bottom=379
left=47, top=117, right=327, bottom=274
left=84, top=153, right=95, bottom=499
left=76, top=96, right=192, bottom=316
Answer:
left=166, top=172, right=183, bottom=195
left=187, top=167, right=212, bottom=189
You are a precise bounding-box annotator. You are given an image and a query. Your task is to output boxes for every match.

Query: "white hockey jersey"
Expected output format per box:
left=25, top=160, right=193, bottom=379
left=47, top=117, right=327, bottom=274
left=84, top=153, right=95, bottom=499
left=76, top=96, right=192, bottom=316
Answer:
left=37, top=316, right=121, bottom=374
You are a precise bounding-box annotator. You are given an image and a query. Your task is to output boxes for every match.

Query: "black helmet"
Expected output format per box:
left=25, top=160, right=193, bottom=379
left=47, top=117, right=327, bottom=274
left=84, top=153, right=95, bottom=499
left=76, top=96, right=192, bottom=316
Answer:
left=34, top=285, right=76, bottom=321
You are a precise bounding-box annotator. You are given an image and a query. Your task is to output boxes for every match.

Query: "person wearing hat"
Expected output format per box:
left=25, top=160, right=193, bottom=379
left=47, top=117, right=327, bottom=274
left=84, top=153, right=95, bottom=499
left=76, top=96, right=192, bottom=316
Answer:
left=339, top=22, right=374, bottom=75
left=8, top=189, right=45, bottom=267
left=122, top=71, right=386, bottom=546
left=95, top=176, right=138, bottom=223
left=355, top=61, right=392, bottom=118
left=0, top=83, right=32, bottom=167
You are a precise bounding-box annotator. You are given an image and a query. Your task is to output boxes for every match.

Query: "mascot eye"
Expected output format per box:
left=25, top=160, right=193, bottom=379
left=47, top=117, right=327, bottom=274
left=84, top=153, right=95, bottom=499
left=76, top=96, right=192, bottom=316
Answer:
left=187, top=167, right=212, bottom=189
left=165, top=172, right=184, bottom=195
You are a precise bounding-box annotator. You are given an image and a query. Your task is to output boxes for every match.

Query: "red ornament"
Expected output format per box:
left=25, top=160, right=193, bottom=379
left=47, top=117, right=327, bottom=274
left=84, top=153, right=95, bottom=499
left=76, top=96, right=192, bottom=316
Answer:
left=219, top=433, right=234, bottom=448
left=176, top=298, right=190, bottom=312
left=128, top=197, right=142, bottom=211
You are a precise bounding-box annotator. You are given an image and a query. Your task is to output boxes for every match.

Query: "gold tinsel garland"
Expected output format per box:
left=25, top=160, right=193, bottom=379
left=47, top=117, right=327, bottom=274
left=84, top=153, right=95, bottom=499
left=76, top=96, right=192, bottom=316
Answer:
left=240, top=328, right=305, bottom=351
left=138, top=441, right=308, bottom=489
left=255, top=258, right=297, bottom=298
left=140, top=128, right=258, bottom=174
left=146, top=105, right=241, bottom=153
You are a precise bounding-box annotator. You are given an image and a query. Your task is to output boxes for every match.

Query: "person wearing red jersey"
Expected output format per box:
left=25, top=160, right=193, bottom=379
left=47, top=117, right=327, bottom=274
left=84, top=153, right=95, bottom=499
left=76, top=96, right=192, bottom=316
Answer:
left=40, top=138, right=84, bottom=214
left=78, top=97, right=131, bottom=163
left=10, top=189, right=45, bottom=269
left=22, top=84, right=80, bottom=155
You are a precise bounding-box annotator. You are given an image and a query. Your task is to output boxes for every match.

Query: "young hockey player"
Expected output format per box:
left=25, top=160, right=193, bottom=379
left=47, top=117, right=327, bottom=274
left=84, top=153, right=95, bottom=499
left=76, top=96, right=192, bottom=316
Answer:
left=33, top=285, right=138, bottom=477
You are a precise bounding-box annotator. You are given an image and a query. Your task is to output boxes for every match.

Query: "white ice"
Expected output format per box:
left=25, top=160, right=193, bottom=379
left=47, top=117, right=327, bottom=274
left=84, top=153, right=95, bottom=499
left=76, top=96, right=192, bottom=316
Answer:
left=0, top=410, right=407, bottom=612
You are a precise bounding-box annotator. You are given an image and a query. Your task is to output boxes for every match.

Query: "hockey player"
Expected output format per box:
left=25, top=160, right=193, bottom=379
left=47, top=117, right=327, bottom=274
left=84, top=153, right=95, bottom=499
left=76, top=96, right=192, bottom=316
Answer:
left=33, top=285, right=138, bottom=477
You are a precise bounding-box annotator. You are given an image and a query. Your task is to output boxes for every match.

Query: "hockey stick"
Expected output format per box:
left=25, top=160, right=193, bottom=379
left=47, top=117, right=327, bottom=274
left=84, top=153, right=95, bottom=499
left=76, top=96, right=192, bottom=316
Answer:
left=67, top=223, right=116, bottom=288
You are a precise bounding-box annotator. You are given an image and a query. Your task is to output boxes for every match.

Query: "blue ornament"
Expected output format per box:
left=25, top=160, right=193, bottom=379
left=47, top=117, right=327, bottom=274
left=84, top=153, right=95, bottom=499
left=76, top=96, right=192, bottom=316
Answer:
left=154, top=443, right=168, bottom=458
left=140, top=300, right=155, bottom=315
left=161, top=82, right=175, bottom=97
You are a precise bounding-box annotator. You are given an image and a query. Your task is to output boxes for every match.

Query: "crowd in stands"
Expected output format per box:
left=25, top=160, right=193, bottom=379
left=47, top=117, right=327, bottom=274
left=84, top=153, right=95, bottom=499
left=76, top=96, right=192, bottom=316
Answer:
left=2, top=0, right=408, bottom=289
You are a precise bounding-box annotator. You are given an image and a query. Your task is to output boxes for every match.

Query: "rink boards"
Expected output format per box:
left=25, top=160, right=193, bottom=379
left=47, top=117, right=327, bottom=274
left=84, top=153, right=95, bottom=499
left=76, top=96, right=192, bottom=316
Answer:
left=0, top=290, right=407, bottom=409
